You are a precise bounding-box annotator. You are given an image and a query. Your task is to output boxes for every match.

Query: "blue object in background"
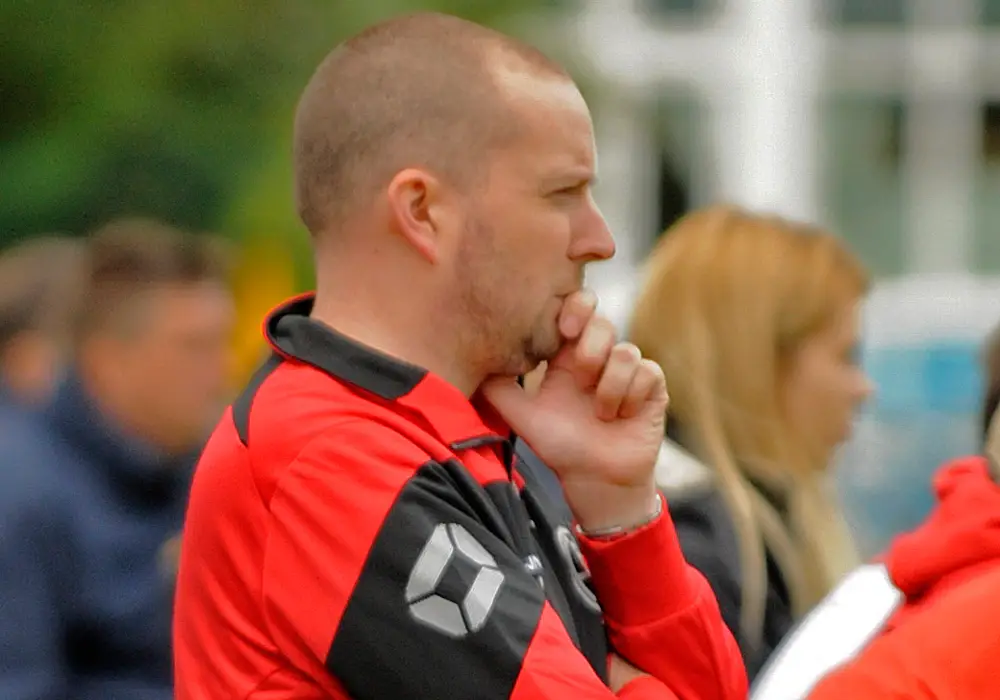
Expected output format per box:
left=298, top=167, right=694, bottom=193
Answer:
left=834, top=275, right=1000, bottom=558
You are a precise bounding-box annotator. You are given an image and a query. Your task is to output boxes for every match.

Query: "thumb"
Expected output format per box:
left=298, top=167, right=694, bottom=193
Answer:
left=479, top=376, right=536, bottom=435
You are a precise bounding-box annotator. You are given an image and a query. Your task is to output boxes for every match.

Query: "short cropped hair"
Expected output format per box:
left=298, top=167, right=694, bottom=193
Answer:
left=0, top=236, right=86, bottom=352
left=293, top=12, right=568, bottom=235
left=76, top=218, right=229, bottom=342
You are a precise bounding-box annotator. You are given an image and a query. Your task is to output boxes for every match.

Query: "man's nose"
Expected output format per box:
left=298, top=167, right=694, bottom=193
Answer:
left=571, top=204, right=616, bottom=262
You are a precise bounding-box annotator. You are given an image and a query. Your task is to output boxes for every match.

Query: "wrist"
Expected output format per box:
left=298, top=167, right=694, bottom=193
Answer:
left=562, top=478, right=660, bottom=534
left=577, top=492, right=662, bottom=539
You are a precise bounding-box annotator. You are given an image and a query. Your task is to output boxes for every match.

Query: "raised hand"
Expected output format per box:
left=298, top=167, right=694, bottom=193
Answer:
left=480, top=290, right=669, bottom=532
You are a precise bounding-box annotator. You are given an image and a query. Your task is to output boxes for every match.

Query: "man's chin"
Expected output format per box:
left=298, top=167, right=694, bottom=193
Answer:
left=532, top=327, right=565, bottom=362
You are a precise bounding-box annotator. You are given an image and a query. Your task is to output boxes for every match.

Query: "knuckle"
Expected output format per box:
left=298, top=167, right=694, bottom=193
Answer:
left=569, top=288, right=597, bottom=307
left=598, top=365, right=629, bottom=391
left=640, top=358, right=665, bottom=380
left=578, top=289, right=598, bottom=311
left=580, top=327, right=616, bottom=361
left=586, top=315, right=616, bottom=340
left=569, top=292, right=598, bottom=319
left=611, top=342, right=641, bottom=363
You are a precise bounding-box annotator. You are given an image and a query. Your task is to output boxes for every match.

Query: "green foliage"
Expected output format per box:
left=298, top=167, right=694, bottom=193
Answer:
left=0, top=0, right=546, bottom=250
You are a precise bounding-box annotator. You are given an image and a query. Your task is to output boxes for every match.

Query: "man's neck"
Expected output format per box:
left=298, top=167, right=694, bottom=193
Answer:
left=310, top=287, right=482, bottom=397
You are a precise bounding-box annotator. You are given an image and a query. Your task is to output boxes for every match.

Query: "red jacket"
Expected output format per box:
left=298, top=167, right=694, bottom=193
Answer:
left=809, top=456, right=1000, bottom=699
left=173, top=297, right=747, bottom=700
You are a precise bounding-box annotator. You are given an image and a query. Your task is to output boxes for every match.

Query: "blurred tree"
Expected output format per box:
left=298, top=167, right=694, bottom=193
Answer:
left=0, top=1, right=573, bottom=384
left=0, top=0, right=548, bottom=245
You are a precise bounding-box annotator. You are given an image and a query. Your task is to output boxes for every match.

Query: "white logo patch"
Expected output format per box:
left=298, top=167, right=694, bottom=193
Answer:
left=405, top=523, right=505, bottom=638
left=554, top=525, right=602, bottom=614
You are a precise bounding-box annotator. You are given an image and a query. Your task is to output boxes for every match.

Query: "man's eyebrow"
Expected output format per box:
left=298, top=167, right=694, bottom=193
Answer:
left=545, top=171, right=597, bottom=188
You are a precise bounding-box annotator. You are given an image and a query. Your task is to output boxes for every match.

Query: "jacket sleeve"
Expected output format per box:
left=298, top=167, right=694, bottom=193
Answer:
left=578, top=506, right=749, bottom=700
left=261, top=420, right=681, bottom=700
left=0, top=474, right=71, bottom=700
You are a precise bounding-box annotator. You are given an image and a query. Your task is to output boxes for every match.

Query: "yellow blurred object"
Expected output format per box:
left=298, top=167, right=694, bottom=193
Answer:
left=228, top=237, right=298, bottom=388
left=158, top=533, right=181, bottom=580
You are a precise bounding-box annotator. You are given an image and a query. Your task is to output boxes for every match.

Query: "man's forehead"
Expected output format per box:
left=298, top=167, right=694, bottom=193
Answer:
left=498, top=73, right=590, bottom=135
left=528, top=127, right=597, bottom=180
left=500, top=87, right=595, bottom=166
left=495, top=63, right=582, bottom=103
left=509, top=139, right=597, bottom=190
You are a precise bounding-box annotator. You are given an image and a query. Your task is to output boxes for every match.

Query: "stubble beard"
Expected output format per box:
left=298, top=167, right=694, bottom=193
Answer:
left=522, top=314, right=562, bottom=370
left=454, top=216, right=562, bottom=380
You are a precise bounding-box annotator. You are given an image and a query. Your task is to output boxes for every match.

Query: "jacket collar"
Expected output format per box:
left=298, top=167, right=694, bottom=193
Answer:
left=263, top=294, right=511, bottom=455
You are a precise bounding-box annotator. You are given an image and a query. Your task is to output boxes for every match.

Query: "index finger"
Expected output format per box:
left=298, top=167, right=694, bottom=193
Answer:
left=558, top=289, right=598, bottom=340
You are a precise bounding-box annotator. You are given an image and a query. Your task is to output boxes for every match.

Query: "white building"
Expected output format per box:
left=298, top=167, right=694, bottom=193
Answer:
left=519, top=0, right=1000, bottom=551
left=529, top=0, right=1000, bottom=322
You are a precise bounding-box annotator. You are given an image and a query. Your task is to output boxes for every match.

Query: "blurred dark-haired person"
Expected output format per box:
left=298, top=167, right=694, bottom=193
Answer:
left=0, top=219, right=234, bottom=700
left=0, top=235, right=86, bottom=407
left=752, top=323, right=1000, bottom=700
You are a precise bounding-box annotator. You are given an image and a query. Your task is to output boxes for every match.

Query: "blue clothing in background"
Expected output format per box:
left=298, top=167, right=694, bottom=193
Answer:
left=0, top=375, right=193, bottom=700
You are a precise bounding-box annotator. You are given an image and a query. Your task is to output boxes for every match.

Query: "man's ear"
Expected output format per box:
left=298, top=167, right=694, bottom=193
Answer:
left=386, top=168, right=446, bottom=264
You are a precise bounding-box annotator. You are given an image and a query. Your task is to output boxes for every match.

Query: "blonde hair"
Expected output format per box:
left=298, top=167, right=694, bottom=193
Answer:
left=630, top=205, right=870, bottom=644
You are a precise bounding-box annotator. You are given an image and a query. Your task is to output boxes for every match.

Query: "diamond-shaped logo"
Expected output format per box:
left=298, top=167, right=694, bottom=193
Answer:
left=405, top=523, right=505, bottom=638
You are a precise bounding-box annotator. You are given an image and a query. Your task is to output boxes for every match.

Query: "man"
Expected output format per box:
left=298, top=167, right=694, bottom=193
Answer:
left=0, top=219, right=234, bottom=700
left=173, top=12, right=747, bottom=700
left=0, top=235, right=86, bottom=406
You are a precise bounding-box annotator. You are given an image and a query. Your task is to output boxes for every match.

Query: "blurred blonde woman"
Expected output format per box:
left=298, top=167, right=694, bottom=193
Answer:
left=629, top=205, right=874, bottom=679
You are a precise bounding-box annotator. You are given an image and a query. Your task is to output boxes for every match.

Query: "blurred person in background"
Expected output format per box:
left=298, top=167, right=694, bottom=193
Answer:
left=751, top=321, right=1000, bottom=699
left=628, top=206, right=874, bottom=680
left=0, top=218, right=234, bottom=700
left=0, top=235, right=86, bottom=407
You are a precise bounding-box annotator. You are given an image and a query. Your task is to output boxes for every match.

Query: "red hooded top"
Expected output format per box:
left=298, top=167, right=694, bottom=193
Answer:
left=809, top=456, right=1000, bottom=698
